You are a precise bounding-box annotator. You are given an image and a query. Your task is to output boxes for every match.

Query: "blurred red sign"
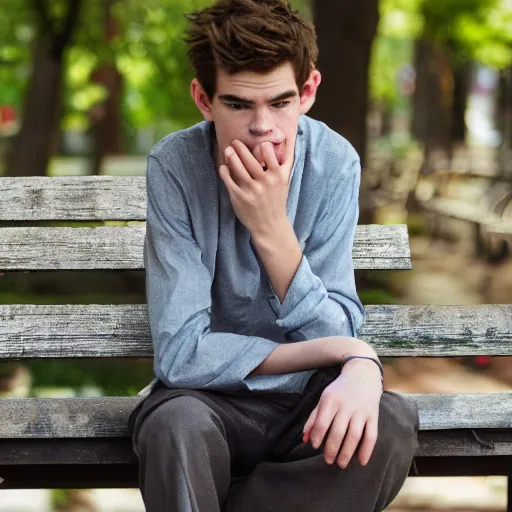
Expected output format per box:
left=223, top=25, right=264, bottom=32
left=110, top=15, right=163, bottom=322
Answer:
left=0, top=105, right=16, bottom=125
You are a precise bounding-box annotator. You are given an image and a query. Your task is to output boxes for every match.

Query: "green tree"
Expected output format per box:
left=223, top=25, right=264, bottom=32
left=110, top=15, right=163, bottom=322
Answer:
left=411, top=0, right=512, bottom=156
left=5, top=0, right=83, bottom=177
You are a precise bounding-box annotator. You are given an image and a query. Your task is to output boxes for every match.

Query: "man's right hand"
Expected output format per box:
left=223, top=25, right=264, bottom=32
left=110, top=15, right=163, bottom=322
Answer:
left=219, top=139, right=291, bottom=239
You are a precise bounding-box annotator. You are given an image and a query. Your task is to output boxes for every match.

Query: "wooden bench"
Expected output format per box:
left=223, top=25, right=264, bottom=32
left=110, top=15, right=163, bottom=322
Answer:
left=1, top=176, right=511, bottom=508
left=415, top=169, right=512, bottom=260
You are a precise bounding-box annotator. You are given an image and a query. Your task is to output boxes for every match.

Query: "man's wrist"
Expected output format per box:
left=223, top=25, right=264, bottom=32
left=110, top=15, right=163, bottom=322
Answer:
left=341, top=356, right=384, bottom=383
left=250, top=216, right=293, bottom=251
left=337, top=337, right=378, bottom=363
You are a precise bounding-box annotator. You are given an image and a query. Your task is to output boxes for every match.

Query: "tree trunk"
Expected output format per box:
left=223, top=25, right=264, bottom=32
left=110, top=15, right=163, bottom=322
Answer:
left=497, top=66, right=512, bottom=177
left=90, top=66, right=124, bottom=175
left=411, top=38, right=454, bottom=168
left=5, top=34, right=63, bottom=177
left=5, top=0, right=82, bottom=177
left=89, top=0, right=124, bottom=175
left=451, top=61, right=471, bottom=145
left=310, top=0, right=379, bottom=168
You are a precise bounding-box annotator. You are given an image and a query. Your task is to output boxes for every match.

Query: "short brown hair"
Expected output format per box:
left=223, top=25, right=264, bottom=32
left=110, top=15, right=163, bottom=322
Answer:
left=184, top=0, right=318, bottom=100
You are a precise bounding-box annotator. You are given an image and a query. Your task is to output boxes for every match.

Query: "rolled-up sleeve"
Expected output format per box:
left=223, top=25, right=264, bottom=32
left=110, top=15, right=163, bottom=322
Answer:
left=145, top=154, right=309, bottom=393
left=268, top=156, right=366, bottom=342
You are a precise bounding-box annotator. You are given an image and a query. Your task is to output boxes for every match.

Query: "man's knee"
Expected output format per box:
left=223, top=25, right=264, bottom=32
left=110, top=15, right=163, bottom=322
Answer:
left=138, top=395, right=223, bottom=451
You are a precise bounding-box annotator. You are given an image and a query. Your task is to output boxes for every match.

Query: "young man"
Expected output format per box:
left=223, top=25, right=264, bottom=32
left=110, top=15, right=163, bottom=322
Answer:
left=128, top=1, right=419, bottom=510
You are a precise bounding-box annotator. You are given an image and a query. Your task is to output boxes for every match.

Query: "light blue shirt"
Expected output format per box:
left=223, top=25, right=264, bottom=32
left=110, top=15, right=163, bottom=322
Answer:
left=143, top=114, right=366, bottom=396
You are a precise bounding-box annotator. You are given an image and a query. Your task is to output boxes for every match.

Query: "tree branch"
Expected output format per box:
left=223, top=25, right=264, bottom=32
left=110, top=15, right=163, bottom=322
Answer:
left=53, top=0, right=83, bottom=58
left=31, top=0, right=57, bottom=39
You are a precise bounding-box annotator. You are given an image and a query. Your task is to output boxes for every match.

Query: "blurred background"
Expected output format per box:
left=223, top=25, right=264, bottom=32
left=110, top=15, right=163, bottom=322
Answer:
left=0, top=0, right=511, bottom=510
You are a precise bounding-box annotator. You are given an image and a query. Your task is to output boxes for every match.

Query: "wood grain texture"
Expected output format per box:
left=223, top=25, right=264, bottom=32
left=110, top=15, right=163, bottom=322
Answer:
left=0, top=224, right=411, bottom=271
left=0, top=393, right=510, bottom=439
left=1, top=304, right=511, bottom=359
left=0, top=176, right=146, bottom=221
left=1, top=435, right=512, bottom=470
left=360, top=304, right=512, bottom=356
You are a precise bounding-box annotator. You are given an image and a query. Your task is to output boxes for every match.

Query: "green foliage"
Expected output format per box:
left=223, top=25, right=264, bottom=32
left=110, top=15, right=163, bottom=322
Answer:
left=358, top=288, right=397, bottom=305
left=0, top=0, right=32, bottom=108
left=370, top=0, right=422, bottom=108
left=421, top=0, right=512, bottom=68
left=51, top=489, right=70, bottom=508
left=0, top=0, right=319, bottom=142
left=26, top=359, right=154, bottom=396
left=2, top=0, right=511, bottom=134
left=370, top=0, right=512, bottom=109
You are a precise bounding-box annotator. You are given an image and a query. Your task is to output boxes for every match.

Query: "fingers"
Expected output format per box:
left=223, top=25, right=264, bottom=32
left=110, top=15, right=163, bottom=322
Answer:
left=259, top=141, right=280, bottom=171
left=303, top=405, right=319, bottom=443
left=336, top=416, right=366, bottom=469
left=304, top=403, right=377, bottom=469
left=323, top=411, right=349, bottom=465
left=253, top=144, right=265, bottom=168
left=358, top=417, right=378, bottom=467
left=231, top=140, right=266, bottom=180
left=224, top=146, right=254, bottom=188
left=308, top=400, right=337, bottom=450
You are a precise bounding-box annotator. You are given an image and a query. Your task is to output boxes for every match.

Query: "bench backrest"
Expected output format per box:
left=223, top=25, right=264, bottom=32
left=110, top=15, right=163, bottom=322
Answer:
left=1, top=176, right=511, bottom=362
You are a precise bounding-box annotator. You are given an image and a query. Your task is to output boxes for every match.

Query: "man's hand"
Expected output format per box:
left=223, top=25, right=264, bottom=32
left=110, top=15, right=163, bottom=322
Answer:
left=302, top=359, right=383, bottom=469
left=218, top=139, right=291, bottom=238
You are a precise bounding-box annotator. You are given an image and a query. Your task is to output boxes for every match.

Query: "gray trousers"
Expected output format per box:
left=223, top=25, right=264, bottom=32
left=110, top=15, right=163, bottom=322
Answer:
left=129, top=366, right=419, bottom=512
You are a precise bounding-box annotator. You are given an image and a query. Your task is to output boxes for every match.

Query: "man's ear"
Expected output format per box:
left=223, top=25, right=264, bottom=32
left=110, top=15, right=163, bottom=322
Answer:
left=190, top=78, right=214, bottom=121
left=299, top=70, right=322, bottom=115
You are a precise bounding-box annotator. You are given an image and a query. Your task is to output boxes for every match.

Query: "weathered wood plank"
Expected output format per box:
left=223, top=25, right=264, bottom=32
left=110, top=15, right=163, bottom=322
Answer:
left=0, top=393, right=510, bottom=439
left=411, top=393, right=512, bottom=431
left=0, top=304, right=151, bottom=358
left=0, top=176, right=147, bottom=221
left=1, top=436, right=512, bottom=471
left=416, top=430, right=512, bottom=458
left=361, top=304, right=512, bottom=356
left=1, top=304, right=511, bottom=359
left=0, top=224, right=411, bottom=271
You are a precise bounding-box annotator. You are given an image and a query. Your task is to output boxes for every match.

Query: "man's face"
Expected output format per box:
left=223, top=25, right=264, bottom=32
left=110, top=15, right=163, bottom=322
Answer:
left=206, top=62, right=302, bottom=172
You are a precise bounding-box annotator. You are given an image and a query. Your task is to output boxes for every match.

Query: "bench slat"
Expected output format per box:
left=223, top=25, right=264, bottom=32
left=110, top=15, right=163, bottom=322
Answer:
left=0, top=393, right=510, bottom=439
left=421, top=198, right=494, bottom=223
left=1, top=304, right=511, bottom=359
left=0, top=176, right=147, bottom=221
left=0, top=224, right=411, bottom=271
left=363, top=304, right=512, bottom=355
left=2, top=435, right=512, bottom=472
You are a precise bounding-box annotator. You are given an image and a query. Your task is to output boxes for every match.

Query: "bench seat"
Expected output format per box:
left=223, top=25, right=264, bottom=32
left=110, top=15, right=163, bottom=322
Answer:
left=0, top=394, right=511, bottom=489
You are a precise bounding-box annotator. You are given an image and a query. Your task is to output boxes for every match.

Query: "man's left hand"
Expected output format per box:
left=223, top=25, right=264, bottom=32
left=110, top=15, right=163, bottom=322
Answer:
left=302, top=359, right=383, bottom=469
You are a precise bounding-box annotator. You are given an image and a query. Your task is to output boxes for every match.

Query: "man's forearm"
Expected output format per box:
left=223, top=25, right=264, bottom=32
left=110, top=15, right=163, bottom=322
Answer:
left=248, top=336, right=378, bottom=377
left=250, top=217, right=302, bottom=304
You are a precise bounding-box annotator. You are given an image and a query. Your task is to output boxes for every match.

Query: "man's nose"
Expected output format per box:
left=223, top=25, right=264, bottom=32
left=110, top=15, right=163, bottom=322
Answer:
left=248, top=111, right=273, bottom=137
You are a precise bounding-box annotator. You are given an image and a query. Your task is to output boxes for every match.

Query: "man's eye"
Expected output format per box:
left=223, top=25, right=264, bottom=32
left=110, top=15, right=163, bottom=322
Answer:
left=272, top=101, right=290, bottom=109
left=227, top=103, right=246, bottom=110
